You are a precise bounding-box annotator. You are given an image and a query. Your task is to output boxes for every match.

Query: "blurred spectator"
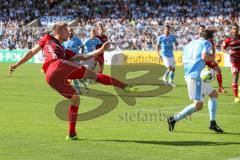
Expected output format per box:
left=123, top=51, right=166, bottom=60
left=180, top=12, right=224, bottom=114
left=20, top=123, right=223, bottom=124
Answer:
left=0, top=0, right=240, bottom=50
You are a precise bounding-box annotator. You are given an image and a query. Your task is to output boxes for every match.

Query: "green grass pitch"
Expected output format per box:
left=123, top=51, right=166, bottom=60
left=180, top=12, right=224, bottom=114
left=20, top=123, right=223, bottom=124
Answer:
left=0, top=63, right=240, bottom=160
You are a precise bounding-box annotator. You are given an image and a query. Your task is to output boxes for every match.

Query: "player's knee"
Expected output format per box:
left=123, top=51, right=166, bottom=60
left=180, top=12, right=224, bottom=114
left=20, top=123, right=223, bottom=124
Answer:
left=209, top=89, right=218, bottom=98
left=215, top=67, right=221, bottom=73
left=195, top=102, right=203, bottom=111
left=70, top=94, right=80, bottom=106
left=232, top=73, right=239, bottom=83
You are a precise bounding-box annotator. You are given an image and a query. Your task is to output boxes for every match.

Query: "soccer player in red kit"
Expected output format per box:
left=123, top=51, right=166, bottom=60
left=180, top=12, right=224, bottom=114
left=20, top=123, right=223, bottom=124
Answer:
left=198, top=25, right=227, bottom=93
left=9, top=22, right=137, bottom=140
left=95, top=24, right=107, bottom=73
left=222, top=24, right=240, bottom=103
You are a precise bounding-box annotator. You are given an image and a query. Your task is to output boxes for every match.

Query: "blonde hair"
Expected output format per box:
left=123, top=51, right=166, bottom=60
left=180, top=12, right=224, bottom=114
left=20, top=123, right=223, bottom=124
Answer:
left=52, top=22, right=68, bottom=33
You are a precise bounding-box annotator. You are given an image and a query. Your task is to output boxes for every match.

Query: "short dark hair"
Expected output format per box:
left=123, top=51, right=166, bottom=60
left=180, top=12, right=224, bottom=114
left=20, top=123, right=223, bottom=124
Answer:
left=232, top=23, right=239, bottom=29
left=200, top=30, right=213, bottom=39
left=164, top=25, right=171, bottom=29
left=199, top=25, right=206, bottom=29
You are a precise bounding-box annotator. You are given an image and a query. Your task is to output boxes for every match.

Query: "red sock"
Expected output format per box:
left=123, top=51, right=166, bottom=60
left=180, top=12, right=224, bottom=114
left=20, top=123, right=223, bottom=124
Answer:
left=232, top=82, right=239, bottom=97
left=216, top=72, right=223, bottom=88
left=96, top=73, right=126, bottom=89
left=68, top=105, right=79, bottom=136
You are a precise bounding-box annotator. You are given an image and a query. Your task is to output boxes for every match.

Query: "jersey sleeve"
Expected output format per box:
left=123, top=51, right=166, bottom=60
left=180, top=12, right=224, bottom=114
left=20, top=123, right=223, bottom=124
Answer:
left=222, top=38, right=230, bottom=49
left=37, top=34, right=51, bottom=48
left=202, top=41, right=212, bottom=55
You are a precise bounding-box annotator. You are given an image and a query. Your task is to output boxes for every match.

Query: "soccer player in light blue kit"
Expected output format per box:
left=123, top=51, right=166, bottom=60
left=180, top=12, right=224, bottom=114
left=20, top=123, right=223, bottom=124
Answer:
left=62, top=27, right=82, bottom=54
left=62, top=26, right=88, bottom=94
left=157, top=25, right=178, bottom=86
left=167, top=30, right=224, bottom=133
left=82, top=28, right=102, bottom=69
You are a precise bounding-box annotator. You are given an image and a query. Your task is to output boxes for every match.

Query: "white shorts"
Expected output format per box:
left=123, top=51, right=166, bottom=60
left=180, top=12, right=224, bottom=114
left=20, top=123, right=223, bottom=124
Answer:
left=79, top=58, right=95, bottom=69
left=162, top=56, right=175, bottom=68
left=185, top=77, right=214, bottom=102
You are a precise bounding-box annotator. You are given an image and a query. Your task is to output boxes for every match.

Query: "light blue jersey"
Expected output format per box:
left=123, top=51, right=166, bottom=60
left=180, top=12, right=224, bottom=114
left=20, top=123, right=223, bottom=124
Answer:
left=157, top=34, right=176, bottom=57
left=83, top=37, right=102, bottom=54
left=183, top=38, right=212, bottom=79
left=62, top=36, right=82, bottom=54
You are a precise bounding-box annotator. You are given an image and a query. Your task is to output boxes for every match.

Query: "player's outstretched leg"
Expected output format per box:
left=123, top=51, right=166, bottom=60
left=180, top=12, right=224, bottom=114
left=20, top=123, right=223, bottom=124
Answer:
left=84, top=69, right=138, bottom=93
left=208, top=90, right=224, bottom=133
left=167, top=103, right=199, bottom=132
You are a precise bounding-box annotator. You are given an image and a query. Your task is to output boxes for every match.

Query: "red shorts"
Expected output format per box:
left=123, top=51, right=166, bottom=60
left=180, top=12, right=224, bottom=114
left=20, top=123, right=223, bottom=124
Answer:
left=231, top=62, right=240, bottom=73
left=45, top=59, right=87, bottom=99
left=206, top=61, right=218, bottom=69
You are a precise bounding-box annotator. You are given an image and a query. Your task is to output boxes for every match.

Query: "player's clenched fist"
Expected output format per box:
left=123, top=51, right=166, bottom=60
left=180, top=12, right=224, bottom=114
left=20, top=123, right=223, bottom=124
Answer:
left=9, top=63, right=19, bottom=75
left=102, top=42, right=110, bottom=51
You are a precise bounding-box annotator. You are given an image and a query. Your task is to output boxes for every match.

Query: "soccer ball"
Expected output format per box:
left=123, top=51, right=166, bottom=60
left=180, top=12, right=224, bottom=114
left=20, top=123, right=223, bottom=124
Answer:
left=200, top=68, right=216, bottom=82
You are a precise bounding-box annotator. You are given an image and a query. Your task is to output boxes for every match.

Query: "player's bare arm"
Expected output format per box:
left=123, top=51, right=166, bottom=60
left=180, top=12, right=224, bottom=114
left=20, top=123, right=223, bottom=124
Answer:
left=157, top=45, right=162, bottom=60
left=202, top=52, right=215, bottom=62
left=9, top=44, right=42, bottom=74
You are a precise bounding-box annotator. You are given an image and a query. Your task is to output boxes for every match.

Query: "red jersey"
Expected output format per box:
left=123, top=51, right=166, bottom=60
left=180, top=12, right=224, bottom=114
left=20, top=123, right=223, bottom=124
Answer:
left=223, top=35, right=240, bottom=63
left=96, top=35, right=107, bottom=43
left=96, top=35, right=107, bottom=49
left=37, top=34, right=75, bottom=72
left=95, top=35, right=108, bottom=60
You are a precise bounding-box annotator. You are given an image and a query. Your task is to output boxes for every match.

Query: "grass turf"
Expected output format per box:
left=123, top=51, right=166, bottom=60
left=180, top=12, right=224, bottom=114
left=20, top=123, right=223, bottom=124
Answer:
left=0, top=63, right=240, bottom=160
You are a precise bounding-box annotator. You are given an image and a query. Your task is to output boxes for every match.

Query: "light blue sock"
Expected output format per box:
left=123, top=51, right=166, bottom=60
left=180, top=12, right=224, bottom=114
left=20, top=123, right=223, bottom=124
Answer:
left=163, top=70, right=170, bottom=81
left=208, top=98, right=217, bottom=121
left=174, top=104, right=197, bottom=122
left=169, top=71, right=175, bottom=82
left=73, top=80, right=81, bottom=93
left=79, top=79, right=88, bottom=89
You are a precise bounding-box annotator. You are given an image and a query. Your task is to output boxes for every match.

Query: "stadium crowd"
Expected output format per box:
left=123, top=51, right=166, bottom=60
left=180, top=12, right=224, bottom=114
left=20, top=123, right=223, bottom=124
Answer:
left=0, top=0, right=239, bottom=50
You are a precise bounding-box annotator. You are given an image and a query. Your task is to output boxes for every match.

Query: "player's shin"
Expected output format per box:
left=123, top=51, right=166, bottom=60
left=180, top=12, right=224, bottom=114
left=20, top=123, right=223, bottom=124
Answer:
left=232, top=82, right=239, bottom=97
left=232, top=72, right=239, bottom=97
left=68, top=105, right=79, bottom=136
left=163, top=70, right=170, bottom=82
left=174, top=103, right=197, bottom=122
left=169, top=71, right=175, bottom=82
left=208, top=97, right=217, bottom=121
left=96, top=73, right=127, bottom=89
left=216, top=72, right=223, bottom=87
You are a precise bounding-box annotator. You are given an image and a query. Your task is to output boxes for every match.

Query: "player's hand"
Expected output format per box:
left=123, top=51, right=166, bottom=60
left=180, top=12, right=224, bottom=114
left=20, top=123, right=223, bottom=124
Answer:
left=102, top=42, right=110, bottom=51
left=9, top=63, right=18, bottom=75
